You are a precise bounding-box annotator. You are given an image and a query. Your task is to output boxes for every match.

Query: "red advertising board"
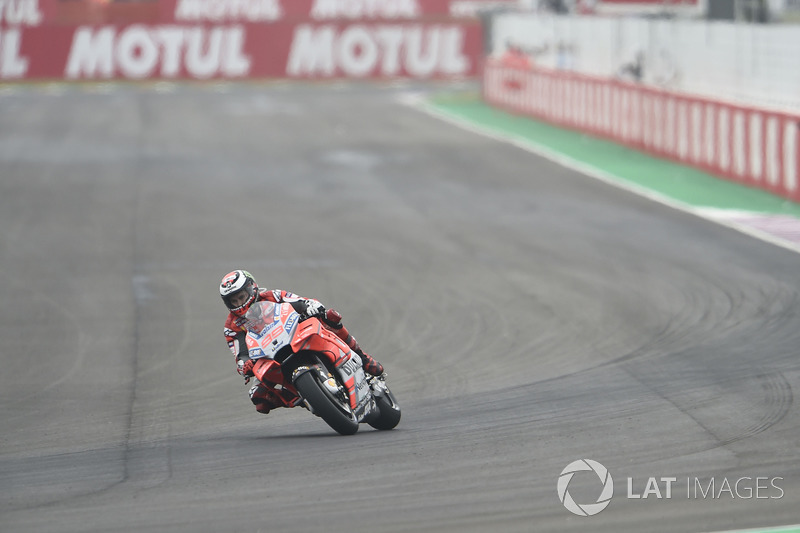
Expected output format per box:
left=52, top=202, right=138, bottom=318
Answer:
left=0, top=0, right=487, bottom=81
left=162, top=0, right=458, bottom=21
left=0, top=0, right=515, bottom=27
left=0, top=0, right=55, bottom=26
left=1, top=21, right=483, bottom=80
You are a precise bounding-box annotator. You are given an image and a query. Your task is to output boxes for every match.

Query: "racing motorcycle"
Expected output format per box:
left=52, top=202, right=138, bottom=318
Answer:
left=242, top=300, right=401, bottom=435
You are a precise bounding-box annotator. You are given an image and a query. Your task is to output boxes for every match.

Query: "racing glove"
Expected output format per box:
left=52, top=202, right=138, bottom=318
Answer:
left=322, top=308, right=343, bottom=329
left=237, top=358, right=255, bottom=380
left=302, top=299, right=325, bottom=318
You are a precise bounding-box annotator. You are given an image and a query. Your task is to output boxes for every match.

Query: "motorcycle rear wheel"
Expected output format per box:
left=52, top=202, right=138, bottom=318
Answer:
left=294, top=368, right=359, bottom=436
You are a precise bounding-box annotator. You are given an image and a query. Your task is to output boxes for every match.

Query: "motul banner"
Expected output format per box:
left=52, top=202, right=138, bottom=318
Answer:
left=0, top=0, right=514, bottom=27
left=163, top=0, right=456, bottom=21
left=483, top=60, right=800, bottom=203
left=0, top=0, right=488, bottom=80
left=0, top=21, right=482, bottom=80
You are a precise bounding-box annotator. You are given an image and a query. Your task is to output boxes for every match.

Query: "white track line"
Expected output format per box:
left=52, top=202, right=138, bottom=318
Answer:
left=700, top=525, right=800, bottom=533
left=400, top=93, right=800, bottom=257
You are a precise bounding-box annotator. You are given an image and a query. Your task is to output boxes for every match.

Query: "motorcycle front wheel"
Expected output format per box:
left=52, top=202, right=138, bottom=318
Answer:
left=368, top=386, right=401, bottom=431
left=294, top=368, right=359, bottom=436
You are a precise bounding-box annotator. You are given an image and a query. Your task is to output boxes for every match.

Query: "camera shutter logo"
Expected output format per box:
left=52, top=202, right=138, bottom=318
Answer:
left=557, top=459, right=614, bottom=516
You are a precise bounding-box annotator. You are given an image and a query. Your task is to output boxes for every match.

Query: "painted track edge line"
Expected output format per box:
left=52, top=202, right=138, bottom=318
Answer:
left=400, top=93, right=800, bottom=257
left=699, top=524, right=800, bottom=533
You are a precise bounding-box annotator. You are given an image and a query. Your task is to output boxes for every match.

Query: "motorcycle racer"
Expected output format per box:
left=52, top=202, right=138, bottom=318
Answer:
left=220, top=269, right=385, bottom=415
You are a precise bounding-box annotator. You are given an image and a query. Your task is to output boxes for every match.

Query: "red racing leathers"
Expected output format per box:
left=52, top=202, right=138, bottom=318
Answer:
left=224, top=288, right=383, bottom=414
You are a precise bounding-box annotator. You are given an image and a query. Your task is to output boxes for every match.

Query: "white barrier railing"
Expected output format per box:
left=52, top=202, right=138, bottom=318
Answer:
left=483, top=60, right=800, bottom=203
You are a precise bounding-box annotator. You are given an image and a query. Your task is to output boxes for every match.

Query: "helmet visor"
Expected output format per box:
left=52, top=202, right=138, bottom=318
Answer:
left=223, top=285, right=255, bottom=311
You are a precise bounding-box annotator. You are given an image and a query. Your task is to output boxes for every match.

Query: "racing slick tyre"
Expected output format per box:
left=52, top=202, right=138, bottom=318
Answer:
left=294, top=368, right=359, bottom=436
left=367, top=387, right=401, bottom=431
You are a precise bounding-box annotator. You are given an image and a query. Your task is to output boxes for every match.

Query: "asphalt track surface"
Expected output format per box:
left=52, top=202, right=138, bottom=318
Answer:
left=1, top=83, right=800, bottom=533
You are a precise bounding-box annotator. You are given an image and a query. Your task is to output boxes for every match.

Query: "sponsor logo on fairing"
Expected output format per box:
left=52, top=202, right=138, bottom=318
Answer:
left=249, top=347, right=265, bottom=358
left=339, top=356, right=361, bottom=377
left=357, top=395, right=375, bottom=418
left=64, top=25, right=252, bottom=80
left=283, top=313, right=299, bottom=335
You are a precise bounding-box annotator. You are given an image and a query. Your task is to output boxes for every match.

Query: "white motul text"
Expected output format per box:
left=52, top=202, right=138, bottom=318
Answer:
left=174, top=0, right=282, bottom=22
left=310, top=0, right=420, bottom=19
left=64, top=25, right=252, bottom=80
left=0, top=28, right=28, bottom=78
left=0, top=0, right=42, bottom=26
left=286, top=24, right=470, bottom=78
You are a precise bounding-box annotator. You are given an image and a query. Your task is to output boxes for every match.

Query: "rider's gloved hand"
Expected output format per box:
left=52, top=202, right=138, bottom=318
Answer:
left=322, top=308, right=344, bottom=329
left=325, top=309, right=342, bottom=324
left=237, top=358, right=254, bottom=379
left=303, top=299, right=325, bottom=317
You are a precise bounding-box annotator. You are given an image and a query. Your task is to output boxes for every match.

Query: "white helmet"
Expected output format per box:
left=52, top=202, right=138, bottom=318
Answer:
left=219, top=270, right=258, bottom=317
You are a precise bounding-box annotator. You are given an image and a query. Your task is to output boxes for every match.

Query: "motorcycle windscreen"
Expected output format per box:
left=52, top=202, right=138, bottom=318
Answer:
left=242, top=301, right=279, bottom=334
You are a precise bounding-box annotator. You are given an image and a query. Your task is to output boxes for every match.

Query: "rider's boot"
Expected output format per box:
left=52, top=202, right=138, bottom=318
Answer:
left=324, top=310, right=385, bottom=377
left=340, top=327, right=384, bottom=376
left=356, top=347, right=385, bottom=377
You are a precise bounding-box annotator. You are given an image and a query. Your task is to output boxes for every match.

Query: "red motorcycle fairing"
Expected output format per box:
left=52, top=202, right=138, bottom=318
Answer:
left=251, top=358, right=299, bottom=408
left=250, top=363, right=298, bottom=409
left=248, top=311, right=362, bottom=411
left=291, top=318, right=350, bottom=364
left=242, top=301, right=399, bottom=433
left=290, top=317, right=363, bottom=410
